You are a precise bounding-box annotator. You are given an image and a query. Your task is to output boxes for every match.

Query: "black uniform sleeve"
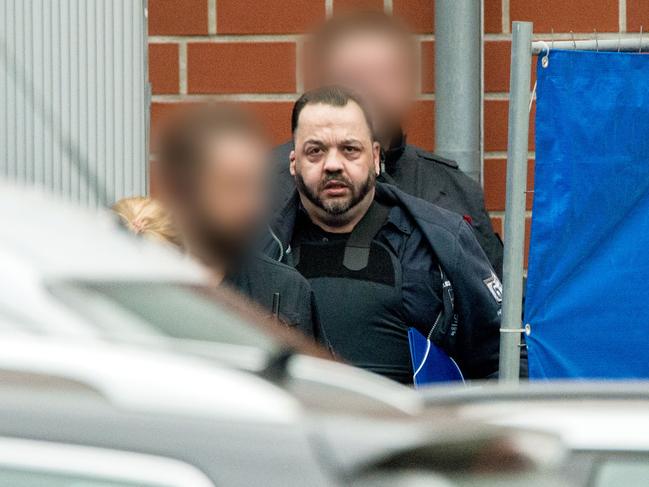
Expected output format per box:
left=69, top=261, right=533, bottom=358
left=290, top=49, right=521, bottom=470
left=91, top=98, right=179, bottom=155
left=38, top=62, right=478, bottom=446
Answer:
left=445, top=220, right=502, bottom=379
left=448, top=170, right=505, bottom=279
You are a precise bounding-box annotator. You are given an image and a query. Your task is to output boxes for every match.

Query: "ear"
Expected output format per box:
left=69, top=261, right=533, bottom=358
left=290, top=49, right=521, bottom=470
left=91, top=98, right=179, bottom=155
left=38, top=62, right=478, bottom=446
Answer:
left=289, top=150, right=297, bottom=176
left=372, top=141, right=381, bottom=175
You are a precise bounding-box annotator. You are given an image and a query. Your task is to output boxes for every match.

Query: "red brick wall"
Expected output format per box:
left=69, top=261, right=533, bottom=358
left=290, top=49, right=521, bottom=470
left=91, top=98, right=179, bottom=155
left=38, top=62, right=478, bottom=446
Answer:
left=148, top=0, right=643, bottom=251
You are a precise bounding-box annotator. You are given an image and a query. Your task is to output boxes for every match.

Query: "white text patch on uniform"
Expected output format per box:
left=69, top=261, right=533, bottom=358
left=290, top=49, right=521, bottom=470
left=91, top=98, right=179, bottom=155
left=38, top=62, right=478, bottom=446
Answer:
left=483, top=271, right=503, bottom=303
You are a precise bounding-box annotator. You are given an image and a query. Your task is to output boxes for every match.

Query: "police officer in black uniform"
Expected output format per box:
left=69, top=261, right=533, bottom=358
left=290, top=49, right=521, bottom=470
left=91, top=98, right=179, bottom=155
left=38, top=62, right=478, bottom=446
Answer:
left=271, top=11, right=503, bottom=277
left=263, top=87, right=502, bottom=383
left=156, top=105, right=321, bottom=339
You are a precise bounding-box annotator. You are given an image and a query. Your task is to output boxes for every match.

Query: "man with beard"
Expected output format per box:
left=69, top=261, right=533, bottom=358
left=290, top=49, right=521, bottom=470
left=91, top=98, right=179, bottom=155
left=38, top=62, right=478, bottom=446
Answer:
left=272, top=11, right=503, bottom=278
left=263, top=87, right=502, bottom=383
left=156, top=104, right=321, bottom=339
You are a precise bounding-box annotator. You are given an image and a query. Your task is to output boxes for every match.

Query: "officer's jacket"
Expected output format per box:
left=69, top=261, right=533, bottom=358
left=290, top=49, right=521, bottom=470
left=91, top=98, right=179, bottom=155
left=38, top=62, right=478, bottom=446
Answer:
left=263, top=183, right=502, bottom=379
left=224, top=253, right=322, bottom=339
left=271, top=141, right=504, bottom=278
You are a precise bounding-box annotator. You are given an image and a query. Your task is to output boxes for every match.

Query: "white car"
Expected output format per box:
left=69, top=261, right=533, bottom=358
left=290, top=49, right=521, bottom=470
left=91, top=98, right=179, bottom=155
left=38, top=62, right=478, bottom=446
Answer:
left=0, top=330, right=572, bottom=487
left=0, top=182, right=420, bottom=416
left=423, top=382, right=649, bottom=487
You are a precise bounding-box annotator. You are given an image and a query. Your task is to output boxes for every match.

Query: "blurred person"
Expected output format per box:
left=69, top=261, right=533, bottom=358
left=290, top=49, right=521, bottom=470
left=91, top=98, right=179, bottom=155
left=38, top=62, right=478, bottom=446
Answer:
left=263, top=87, right=501, bottom=383
left=272, top=11, right=504, bottom=277
left=112, top=196, right=182, bottom=247
left=156, top=104, right=322, bottom=339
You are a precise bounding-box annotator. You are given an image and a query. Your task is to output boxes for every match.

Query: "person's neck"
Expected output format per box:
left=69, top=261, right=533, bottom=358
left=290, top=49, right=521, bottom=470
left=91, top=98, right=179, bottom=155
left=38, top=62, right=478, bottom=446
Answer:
left=300, top=188, right=375, bottom=234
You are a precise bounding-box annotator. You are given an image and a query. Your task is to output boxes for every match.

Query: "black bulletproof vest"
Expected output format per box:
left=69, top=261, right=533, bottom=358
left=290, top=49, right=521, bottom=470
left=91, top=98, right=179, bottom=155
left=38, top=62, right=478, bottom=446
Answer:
left=291, top=203, right=414, bottom=384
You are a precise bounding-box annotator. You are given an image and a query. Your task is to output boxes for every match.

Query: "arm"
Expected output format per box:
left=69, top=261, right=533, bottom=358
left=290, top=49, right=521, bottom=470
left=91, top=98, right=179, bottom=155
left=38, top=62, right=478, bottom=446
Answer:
left=445, top=220, right=503, bottom=379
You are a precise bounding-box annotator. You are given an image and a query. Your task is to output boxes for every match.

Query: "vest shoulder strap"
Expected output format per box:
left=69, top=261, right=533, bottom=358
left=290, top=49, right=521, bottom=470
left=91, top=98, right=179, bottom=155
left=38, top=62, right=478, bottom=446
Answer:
left=343, top=202, right=390, bottom=271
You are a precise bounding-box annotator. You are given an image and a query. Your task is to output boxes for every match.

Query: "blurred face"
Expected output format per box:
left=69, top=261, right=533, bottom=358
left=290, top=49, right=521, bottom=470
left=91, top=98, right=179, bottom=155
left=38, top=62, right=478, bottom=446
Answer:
left=321, top=32, right=416, bottom=141
left=188, top=132, right=269, bottom=259
left=290, top=102, right=380, bottom=228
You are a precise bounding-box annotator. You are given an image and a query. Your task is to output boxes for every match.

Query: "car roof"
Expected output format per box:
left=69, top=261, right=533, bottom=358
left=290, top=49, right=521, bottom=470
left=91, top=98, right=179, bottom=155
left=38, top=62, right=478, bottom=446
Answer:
left=0, top=182, right=205, bottom=282
left=0, top=332, right=301, bottom=424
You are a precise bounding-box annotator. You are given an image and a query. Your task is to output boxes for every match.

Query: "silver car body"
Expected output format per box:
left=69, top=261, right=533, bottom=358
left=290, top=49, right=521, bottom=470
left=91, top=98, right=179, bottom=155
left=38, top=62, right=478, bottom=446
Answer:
left=0, top=182, right=421, bottom=416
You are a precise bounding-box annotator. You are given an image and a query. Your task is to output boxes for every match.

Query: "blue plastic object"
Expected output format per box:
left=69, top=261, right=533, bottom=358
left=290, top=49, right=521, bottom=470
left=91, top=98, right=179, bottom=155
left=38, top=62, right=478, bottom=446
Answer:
left=527, top=50, right=649, bottom=379
left=408, top=328, right=464, bottom=387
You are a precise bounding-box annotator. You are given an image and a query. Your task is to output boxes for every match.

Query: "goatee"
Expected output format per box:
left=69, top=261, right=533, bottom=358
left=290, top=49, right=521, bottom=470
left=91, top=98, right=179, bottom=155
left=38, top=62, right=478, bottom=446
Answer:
left=295, top=171, right=375, bottom=217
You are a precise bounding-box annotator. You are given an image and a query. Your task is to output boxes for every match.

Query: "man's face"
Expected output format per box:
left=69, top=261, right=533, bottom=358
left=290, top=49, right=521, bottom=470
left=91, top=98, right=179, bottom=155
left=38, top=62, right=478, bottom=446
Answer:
left=290, top=102, right=380, bottom=219
left=187, top=132, right=269, bottom=258
left=321, top=32, right=416, bottom=140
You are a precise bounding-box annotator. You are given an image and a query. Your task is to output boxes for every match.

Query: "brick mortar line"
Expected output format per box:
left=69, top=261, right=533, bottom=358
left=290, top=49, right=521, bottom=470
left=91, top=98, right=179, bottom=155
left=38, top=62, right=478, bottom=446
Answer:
left=620, top=0, right=627, bottom=33
left=152, top=93, right=438, bottom=102
left=150, top=34, right=302, bottom=42
left=384, top=0, right=393, bottom=14
left=208, top=0, right=217, bottom=35
left=148, top=32, right=639, bottom=44
left=149, top=32, right=636, bottom=45
left=149, top=34, right=435, bottom=43
left=324, top=0, right=333, bottom=18
left=415, top=40, right=423, bottom=95
left=151, top=93, right=528, bottom=102
left=484, top=152, right=535, bottom=159
left=151, top=93, right=511, bottom=102
left=152, top=93, right=300, bottom=102
left=295, top=38, right=304, bottom=93
left=484, top=93, right=511, bottom=100
left=179, top=41, right=187, bottom=95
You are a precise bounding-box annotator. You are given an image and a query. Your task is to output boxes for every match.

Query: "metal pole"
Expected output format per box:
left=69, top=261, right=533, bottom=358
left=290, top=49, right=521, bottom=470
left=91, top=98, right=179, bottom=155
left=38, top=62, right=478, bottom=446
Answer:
left=434, top=0, right=482, bottom=182
left=499, top=21, right=533, bottom=383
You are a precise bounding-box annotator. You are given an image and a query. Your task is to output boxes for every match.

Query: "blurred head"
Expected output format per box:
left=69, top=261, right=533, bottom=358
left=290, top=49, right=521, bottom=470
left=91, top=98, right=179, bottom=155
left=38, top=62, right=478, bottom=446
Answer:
left=290, top=86, right=380, bottom=230
left=157, top=104, right=269, bottom=264
left=112, top=196, right=182, bottom=248
left=310, top=12, right=417, bottom=144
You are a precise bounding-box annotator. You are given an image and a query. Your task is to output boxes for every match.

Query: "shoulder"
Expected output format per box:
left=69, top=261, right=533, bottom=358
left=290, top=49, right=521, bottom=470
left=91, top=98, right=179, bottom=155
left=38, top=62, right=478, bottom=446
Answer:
left=404, top=144, right=459, bottom=170
left=377, top=183, right=466, bottom=238
left=271, top=140, right=294, bottom=170
left=405, top=144, right=484, bottom=194
left=253, top=253, right=310, bottom=287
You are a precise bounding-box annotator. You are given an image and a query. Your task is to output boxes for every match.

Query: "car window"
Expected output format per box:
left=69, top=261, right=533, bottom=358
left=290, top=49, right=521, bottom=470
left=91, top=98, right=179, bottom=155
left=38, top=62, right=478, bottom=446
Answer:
left=51, top=282, right=280, bottom=354
left=594, top=458, right=649, bottom=487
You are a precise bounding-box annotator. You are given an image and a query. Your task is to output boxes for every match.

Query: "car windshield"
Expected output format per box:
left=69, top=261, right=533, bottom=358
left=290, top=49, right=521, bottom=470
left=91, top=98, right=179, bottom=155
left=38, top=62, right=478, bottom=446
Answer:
left=50, top=281, right=286, bottom=355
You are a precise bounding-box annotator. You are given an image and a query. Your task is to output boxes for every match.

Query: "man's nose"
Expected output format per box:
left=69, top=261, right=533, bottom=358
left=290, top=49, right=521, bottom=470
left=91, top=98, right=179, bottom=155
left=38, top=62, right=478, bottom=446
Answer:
left=323, top=149, right=344, bottom=173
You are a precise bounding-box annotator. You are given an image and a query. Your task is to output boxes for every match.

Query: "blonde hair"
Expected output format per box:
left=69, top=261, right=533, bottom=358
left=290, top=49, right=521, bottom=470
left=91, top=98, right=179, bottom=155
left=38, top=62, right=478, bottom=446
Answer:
left=112, top=196, right=182, bottom=248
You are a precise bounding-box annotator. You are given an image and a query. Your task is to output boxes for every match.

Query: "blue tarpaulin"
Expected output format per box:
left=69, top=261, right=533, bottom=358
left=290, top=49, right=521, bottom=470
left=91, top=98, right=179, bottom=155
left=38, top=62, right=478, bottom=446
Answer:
left=526, top=50, right=649, bottom=379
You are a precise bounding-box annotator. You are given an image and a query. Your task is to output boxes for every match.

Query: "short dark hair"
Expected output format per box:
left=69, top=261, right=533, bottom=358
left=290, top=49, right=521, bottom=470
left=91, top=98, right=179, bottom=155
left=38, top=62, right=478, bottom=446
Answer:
left=291, top=86, right=376, bottom=140
left=158, top=104, right=265, bottom=192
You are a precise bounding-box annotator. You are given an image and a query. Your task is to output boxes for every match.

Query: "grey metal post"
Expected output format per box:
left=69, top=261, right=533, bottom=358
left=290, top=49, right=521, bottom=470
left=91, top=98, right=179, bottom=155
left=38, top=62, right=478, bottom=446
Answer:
left=434, top=0, right=482, bottom=182
left=499, top=21, right=533, bottom=383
